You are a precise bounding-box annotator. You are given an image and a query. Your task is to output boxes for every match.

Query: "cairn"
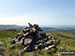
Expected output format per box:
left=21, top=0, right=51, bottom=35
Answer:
left=12, top=23, right=56, bottom=52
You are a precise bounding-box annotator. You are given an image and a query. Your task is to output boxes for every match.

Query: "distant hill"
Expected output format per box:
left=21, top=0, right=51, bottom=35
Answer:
left=0, top=25, right=26, bottom=30
left=41, top=27, right=55, bottom=32
left=0, top=25, right=55, bottom=31
left=0, top=25, right=75, bottom=32
left=49, top=25, right=75, bottom=28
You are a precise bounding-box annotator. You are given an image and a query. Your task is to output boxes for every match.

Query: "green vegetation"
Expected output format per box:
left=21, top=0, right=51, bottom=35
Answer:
left=46, top=31, right=75, bottom=56
left=0, top=29, right=75, bottom=56
left=0, top=29, right=20, bottom=39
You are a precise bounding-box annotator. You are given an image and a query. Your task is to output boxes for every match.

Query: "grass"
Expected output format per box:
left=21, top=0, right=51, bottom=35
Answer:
left=52, top=31, right=75, bottom=39
left=0, top=29, right=20, bottom=39
left=0, top=30, right=75, bottom=56
left=46, top=31, right=75, bottom=56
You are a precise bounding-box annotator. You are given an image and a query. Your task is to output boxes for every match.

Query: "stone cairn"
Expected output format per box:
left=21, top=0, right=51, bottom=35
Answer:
left=12, top=23, right=56, bottom=52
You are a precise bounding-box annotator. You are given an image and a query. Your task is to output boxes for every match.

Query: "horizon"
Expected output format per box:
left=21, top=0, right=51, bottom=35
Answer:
left=0, top=0, right=75, bottom=26
left=0, top=24, right=75, bottom=28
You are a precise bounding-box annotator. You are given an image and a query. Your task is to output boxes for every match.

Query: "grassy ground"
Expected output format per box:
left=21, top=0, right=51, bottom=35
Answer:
left=0, top=30, right=75, bottom=56
left=0, top=29, right=20, bottom=39
left=47, top=31, right=75, bottom=56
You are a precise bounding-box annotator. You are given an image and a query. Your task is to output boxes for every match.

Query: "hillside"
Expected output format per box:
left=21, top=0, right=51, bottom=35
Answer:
left=0, top=25, right=25, bottom=30
left=0, top=30, right=75, bottom=56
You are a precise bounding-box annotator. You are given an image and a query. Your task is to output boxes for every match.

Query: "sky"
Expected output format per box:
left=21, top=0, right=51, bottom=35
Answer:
left=0, top=0, right=75, bottom=26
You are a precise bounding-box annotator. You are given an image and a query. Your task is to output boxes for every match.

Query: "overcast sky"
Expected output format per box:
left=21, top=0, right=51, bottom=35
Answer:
left=0, top=0, right=75, bottom=26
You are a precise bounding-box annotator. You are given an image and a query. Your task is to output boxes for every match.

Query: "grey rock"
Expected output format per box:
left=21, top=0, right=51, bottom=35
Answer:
left=29, top=53, right=37, bottom=56
left=11, top=23, right=56, bottom=52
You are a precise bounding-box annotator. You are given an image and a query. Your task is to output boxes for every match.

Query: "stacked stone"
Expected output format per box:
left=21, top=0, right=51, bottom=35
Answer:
left=12, top=23, right=56, bottom=52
